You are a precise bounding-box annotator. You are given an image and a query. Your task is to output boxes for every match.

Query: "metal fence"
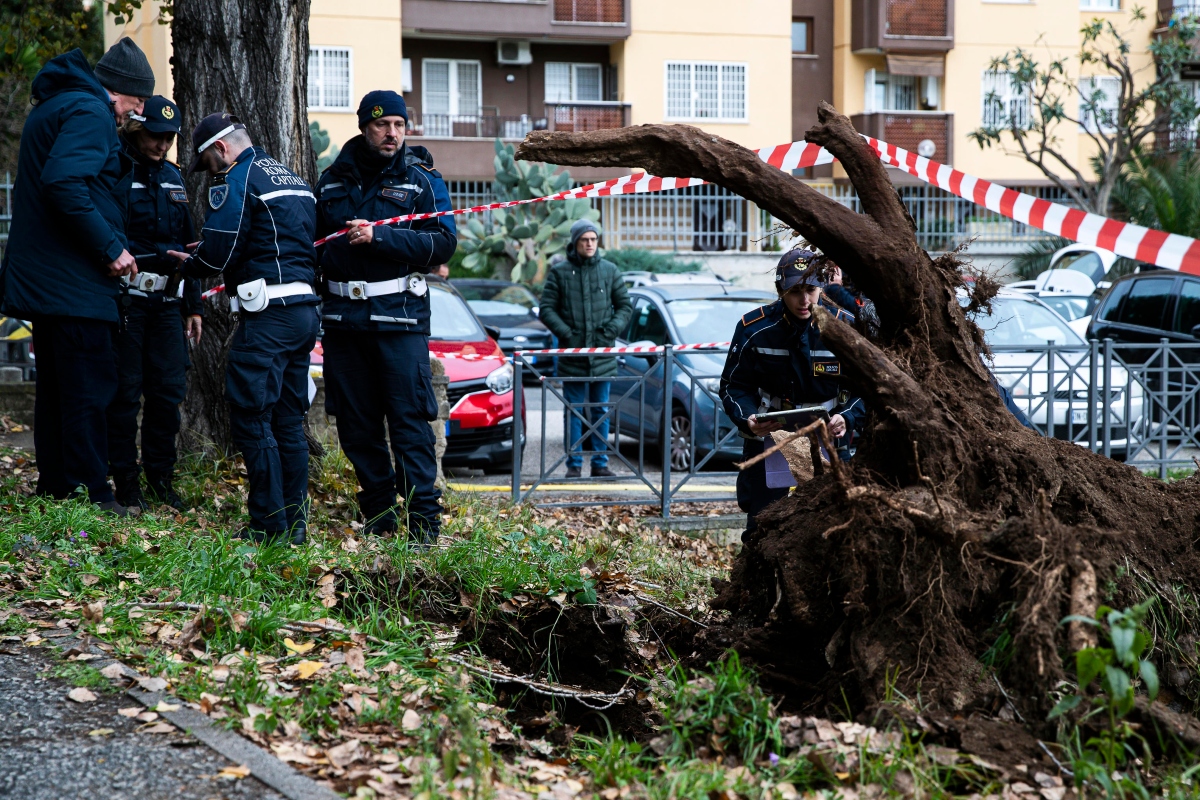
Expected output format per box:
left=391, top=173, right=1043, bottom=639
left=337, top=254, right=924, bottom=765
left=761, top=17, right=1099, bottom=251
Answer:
left=510, top=348, right=740, bottom=514
left=506, top=339, right=1200, bottom=514
left=447, top=179, right=1062, bottom=255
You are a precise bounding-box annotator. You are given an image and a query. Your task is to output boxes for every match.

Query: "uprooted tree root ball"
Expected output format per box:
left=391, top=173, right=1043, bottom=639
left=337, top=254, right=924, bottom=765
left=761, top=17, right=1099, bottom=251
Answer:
left=515, top=104, right=1200, bottom=732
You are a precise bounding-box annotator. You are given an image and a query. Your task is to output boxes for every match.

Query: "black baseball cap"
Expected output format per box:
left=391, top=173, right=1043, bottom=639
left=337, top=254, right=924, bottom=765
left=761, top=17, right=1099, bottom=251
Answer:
left=130, top=96, right=181, bottom=134
left=775, top=248, right=825, bottom=293
left=189, top=112, right=247, bottom=172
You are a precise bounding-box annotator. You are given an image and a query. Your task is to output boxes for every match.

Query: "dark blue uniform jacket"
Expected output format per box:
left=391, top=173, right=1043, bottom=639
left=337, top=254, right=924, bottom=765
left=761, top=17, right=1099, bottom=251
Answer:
left=184, top=146, right=318, bottom=307
left=720, top=299, right=865, bottom=441
left=315, top=139, right=456, bottom=334
left=121, top=140, right=202, bottom=316
left=1, top=49, right=128, bottom=323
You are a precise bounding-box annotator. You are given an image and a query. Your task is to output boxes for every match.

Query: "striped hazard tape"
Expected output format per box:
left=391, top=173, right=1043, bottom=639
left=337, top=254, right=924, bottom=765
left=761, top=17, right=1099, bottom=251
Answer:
left=429, top=342, right=733, bottom=361
left=199, top=131, right=1200, bottom=301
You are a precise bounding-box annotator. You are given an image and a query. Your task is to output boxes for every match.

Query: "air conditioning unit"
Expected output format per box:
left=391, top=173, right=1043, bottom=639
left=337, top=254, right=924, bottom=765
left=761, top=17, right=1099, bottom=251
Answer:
left=497, top=41, right=532, bottom=66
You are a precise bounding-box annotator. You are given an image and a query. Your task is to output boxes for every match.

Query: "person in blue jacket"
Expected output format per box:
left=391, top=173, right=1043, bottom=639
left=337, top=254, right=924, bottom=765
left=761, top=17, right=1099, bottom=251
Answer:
left=0, top=39, right=154, bottom=515
left=314, top=90, right=457, bottom=543
left=107, top=96, right=204, bottom=512
left=167, top=113, right=320, bottom=545
left=720, top=248, right=866, bottom=538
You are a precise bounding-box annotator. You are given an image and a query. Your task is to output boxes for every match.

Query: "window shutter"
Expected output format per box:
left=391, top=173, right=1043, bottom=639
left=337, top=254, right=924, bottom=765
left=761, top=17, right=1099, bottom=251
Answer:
left=864, top=69, right=877, bottom=114
left=425, top=60, right=451, bottom=115
left=456, top=61, right=480, bottom=116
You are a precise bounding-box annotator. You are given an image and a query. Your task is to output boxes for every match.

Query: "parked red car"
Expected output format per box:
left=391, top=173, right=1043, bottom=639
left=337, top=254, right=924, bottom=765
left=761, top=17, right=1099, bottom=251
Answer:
left=310, top=277, right=524, bottom=473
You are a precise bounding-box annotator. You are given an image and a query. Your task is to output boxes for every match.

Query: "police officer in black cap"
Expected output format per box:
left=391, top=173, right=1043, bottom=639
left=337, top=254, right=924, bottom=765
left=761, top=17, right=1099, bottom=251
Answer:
left=719, top=248, right=866, bottom=537
left=108, top=96, right=204, bottom=511
left=313, top=90, right=456, bottom=543
left=166, top=113, right=320, bottom=545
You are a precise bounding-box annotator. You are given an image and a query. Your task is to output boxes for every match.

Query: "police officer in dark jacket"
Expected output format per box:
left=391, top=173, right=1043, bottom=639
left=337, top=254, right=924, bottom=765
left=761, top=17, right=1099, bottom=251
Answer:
left=107, top=96, right=204, bottom=511
left=314, top=90, right=457, bottom=542
left=0, top=39, right=154, bottom=515
left=720, top=249, right=865, bottom=536
left=167, top=114, right=320, bottom=545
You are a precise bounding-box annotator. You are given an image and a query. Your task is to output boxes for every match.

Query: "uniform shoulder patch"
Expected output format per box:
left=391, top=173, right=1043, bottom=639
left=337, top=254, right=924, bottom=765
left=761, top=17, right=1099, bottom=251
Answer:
left=208, top=184, right=229, bottom=210
left=741, top=306, right=767, bottom=327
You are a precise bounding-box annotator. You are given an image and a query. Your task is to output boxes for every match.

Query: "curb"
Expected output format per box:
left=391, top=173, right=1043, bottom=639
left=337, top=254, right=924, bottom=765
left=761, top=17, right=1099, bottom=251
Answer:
left=42, top=630, right=339, bottom=800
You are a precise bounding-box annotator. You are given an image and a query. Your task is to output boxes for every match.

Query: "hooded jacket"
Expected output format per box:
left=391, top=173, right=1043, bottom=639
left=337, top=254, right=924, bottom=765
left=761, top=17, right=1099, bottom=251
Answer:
left=120, top=138, right=202, bottom=316
left=1, top=49, right=128, bottom=322
left=314, top=139, right=457, bottom=334
left=538, top=250, right=632, bottom=378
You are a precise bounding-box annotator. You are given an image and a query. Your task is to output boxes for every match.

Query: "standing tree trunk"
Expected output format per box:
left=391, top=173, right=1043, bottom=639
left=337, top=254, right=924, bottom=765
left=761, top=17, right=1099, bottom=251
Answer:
left=171, top=0, right=314, bottom=455
left=517, top=105, right=1200, bottom=723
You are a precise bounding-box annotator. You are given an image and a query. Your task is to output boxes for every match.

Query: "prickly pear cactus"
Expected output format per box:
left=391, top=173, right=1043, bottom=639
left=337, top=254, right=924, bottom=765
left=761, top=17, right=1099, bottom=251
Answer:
left=457, top=140, right=602, bottom=283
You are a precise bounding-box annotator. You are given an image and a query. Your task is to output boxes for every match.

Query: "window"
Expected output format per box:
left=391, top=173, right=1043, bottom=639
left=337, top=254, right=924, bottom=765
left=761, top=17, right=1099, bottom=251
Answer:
left=1175, top=280, right=1200, bottom=335
left=308, top=47, right=352, bottom=110
left=665, top=61, right=747, bottom=122
left=1080, top=0, right=1119, bottom=8
left=627, top=298, right=670, bottom=346
left=1079, top=75, right=1120, bottom=133
left=1096, top=279, right=1131, bottom=322
left=792, top=18, right=813, bottom=54
left=422, top=59, right=482, bottom=131
left=545, top=63, right=604, bottom=103
left=981, top=70, right=1032, bottom=129
left=1119, top=277, right=1174, bottom=329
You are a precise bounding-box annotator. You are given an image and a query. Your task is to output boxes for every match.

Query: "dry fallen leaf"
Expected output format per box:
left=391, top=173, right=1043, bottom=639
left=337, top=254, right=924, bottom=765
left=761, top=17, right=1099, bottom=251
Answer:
left=79, top=574, right=100, bottom=586
left=100, top=663, right=127, bottom=681
left=283, top=637, right=315, bottom=655
left=294, top=660, right=325, bottom=680
left=136, top=676, right=168, bottom=693
left=140, top=722, right=176, bottom=734
left=117, top=707, right=141, bottom=718
left=401, top=708, right=421, bottom=731
left=217, top=764, right=252, bottom=780
left=67, top=687, right=97, bottom=703
left=87, top=728, right=114, bottom=736
left=326, top=738, right=362, bottom=769
left=345, top=646, right=366, bottom=674
left=137, top=711, right=160, bottom=723
left=153, top=701, right=180, bottom=712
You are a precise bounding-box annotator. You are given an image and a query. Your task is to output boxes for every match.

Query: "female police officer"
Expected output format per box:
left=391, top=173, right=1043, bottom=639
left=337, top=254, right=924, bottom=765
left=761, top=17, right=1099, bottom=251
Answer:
left=107, top=96, right=203, bottom=511
left=719, top=248, right=865, bottom=537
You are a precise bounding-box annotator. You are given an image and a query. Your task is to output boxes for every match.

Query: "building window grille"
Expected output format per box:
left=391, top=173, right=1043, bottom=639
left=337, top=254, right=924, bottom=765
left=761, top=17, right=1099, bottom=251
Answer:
left=1079, top=75, right=1120, bottom=133
left=308, top=47, right=352, bottom=110
left=545, top=63, right=604, bottom=103
left=981, top=70, right=1032, bottom=129
left=664, top=61, right=747, bottom=122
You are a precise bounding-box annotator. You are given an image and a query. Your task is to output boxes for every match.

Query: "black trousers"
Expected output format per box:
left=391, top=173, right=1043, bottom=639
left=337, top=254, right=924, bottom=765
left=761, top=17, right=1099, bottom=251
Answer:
left=107, top=298, right=188, bottom=485
left=322, top=328, right=441, bottom=539
left=31, top=316, right=119, bottom=503
left=226, top=304, right=320, bottom=535
left=736, top=437, right=790, bottom=537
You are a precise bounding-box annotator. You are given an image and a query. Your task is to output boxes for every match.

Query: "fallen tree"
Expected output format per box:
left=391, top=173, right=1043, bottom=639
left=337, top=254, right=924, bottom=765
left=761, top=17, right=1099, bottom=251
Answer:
left=516, top=104, right=1200, bottom=723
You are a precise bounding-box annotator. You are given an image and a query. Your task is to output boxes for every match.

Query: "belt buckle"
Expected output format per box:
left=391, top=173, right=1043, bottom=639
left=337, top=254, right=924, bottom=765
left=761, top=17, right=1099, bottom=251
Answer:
left=346, top=280, right=369, bottom=300
left=138, top=274, right=158, bottom=292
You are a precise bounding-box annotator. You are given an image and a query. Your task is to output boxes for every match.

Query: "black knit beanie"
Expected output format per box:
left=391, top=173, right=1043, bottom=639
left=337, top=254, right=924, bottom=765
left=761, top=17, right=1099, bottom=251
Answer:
left=94, top=37, right=155, bottom=97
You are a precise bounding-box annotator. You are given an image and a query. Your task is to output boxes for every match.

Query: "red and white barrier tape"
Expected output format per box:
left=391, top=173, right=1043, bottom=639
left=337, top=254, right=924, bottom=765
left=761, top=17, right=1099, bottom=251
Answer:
left=428, top=341, right=733, bottom=361
left=199, top=132, right=1200, bottom=302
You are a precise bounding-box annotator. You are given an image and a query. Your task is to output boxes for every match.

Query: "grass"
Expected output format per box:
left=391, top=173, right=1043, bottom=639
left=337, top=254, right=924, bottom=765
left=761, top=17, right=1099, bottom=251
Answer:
left=4, top=447, right=1200, bottom=798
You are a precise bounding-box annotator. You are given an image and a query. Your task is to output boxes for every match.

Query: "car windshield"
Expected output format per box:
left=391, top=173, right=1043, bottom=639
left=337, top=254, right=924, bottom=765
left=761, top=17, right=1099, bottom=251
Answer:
left=1038, top=294, right=1093, bottom=322
left=975, top=296, right=1085, bottom=347
left=666, top=298, right=772, bottom=343
left=430, top=287, right=487, bottom=341
left=455, top=284, right=537, bottom=319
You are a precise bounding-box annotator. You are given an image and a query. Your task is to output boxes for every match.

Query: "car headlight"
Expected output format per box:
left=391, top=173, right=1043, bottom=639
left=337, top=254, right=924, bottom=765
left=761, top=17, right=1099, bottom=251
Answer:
left=698, top=377, right=722, bottom=394
left=486, top=363, right=514, bottom=395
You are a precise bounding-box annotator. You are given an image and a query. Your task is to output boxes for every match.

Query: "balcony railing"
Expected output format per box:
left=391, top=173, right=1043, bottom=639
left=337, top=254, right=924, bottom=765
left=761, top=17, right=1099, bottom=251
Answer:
left=852, top=0, right=953, bottom=51
left=407, top=103, right=629, bottom=139
left=545, top=101, right=630, bottom=132
left=553, top=0, right=624, bottom=23
left=887, top=0, right=948, bottom=37
left=851, top=111, right=953, bottom=165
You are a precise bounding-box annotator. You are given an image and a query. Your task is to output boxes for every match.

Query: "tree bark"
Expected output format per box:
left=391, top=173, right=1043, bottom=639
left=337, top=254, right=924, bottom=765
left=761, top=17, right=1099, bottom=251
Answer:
left=516, top=105, right=1200, bottom=720
left=170, top=0, right=314, bottom=454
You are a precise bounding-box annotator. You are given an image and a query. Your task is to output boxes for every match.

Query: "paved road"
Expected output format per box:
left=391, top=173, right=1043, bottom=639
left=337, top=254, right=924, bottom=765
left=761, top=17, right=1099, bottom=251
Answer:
left=0, top=645, right=282, bottom=800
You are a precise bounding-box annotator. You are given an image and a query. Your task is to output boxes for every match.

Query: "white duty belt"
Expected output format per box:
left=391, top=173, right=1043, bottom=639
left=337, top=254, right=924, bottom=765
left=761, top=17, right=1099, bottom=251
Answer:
left=123, top=271, right=184, bottom=299
left=230, top=280, right=314, bottom=313
left=326, top=274, right=428, bottom=300
left=757, top=392, right=838, bottom=414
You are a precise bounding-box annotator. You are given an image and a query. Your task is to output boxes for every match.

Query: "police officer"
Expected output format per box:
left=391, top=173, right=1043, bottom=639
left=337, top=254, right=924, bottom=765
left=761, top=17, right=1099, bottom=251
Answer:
left=167, top=113, right=320, bottom=545
left=720, top=248, right=865, bottom=537
left=108, top=96, right=204, bottom=511
left=314, top=90, right=456, bottom=543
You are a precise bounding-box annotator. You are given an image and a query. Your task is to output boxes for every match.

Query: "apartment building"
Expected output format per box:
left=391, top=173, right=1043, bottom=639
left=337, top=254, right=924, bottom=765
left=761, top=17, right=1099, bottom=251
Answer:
left=106, top=0, right=1163, bottom=256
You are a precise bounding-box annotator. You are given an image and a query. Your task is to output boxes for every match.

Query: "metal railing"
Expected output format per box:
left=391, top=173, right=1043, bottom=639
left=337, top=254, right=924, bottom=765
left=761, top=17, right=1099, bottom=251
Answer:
left=510, top=347, right=740, bottom=513
left=0, top=173, right=11, bottom=256
left=408, top=111, right=547, bottom=140
left=990, top=339, right=1200, bottom=478
left=552, top=0, right=625, bottom=23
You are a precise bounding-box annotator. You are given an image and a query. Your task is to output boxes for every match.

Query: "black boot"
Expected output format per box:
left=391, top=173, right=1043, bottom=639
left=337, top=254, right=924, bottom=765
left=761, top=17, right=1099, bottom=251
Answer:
left=364, top=508, right=399, bottom=536
left=113, top=473, right=147, bottom=512
left=145, top=473, right=184, bottom=511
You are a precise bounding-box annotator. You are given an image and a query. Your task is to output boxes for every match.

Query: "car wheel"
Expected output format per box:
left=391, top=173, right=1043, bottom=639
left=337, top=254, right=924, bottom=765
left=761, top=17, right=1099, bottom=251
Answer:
left=662, top=405, right=693, bottom=472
